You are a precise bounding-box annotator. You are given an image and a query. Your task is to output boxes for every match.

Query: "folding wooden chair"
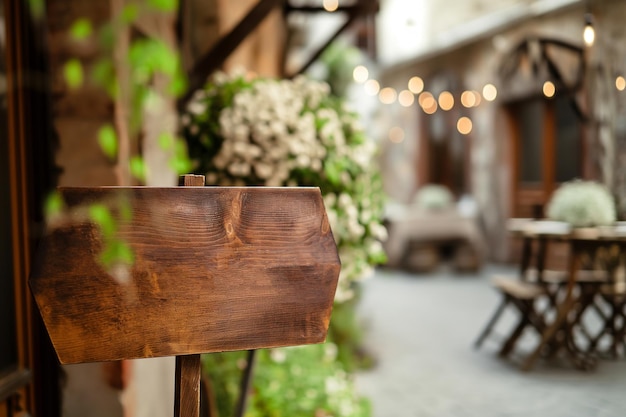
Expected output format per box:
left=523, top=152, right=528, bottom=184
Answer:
left=474, top=275, right=548, bottom=356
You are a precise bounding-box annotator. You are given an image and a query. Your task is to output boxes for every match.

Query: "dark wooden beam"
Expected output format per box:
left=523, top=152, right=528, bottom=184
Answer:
left=179, top=0, right=286, bottom=109
left=286, top=0, right=379, bottom=77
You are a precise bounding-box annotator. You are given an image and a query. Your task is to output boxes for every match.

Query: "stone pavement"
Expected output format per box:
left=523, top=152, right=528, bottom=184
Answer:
left=354, top=265, right=626, bottom=417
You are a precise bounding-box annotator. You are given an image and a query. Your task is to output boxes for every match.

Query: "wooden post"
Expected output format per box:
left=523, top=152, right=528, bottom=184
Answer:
left=174, top=175, right=205, bottom=417
left=174, top=354, right=201, bottom=417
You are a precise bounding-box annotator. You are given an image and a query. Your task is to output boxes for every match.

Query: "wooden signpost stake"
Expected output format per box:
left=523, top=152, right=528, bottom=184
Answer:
left=30, top=175, right=340, bottom=417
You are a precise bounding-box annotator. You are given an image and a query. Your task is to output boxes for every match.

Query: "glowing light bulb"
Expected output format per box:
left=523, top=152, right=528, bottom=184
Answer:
left=323, top=0, right=339, bottom=12
left=389, top=127, right=405, bottom=143
left=616, top=76, right=626, bottom=91
left=583, top=14, right=595, bottom=46
left=461, top=90, right=476, bottom=108
left=364, top=79, right=380, bottom=96
left=438, top=91, right=454, bottom=111
left=379, top=87, right=398, bottom=104
left=419, top=92, right=437, bottom=114
left=353, top=66, right=369, bottom=83
left=543, top=81, right=556, bottom=98
left=398, top=90, right=415, bottom=107
left=482, top=83, right=498, bottom=101
left=457, top=117, right=473, bottom=135
left=408, top=76, right=424, bottom=94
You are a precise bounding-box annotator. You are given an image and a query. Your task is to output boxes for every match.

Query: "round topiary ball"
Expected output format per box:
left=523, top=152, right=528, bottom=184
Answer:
left=414, top=184, right=454, bottom=211
left=546, top=180, right=616, bottom=227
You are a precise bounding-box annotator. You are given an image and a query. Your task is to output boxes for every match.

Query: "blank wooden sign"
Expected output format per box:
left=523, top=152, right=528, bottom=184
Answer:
left=30, top=186, right=340, bottom=365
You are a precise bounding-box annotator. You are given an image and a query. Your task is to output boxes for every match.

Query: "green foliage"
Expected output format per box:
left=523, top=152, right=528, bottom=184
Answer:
left=170, top=139, right=194, bottom=174
left=69, top=18, right=93, bottom=40
left=320, top=42, right=362, bottom=98
left=44, top=191, right=65, bottom=218
left=182, top=72, right=387, bottom=302
left=147, top=0, right=178, bottom=12
left=88, top=202, right=135, bottom=269
left=89, top=204, right=116, bottom=238
left=63, top=59, right=84, bottom=89
left=65, top=0, right=191, bottom=182
left=130, top=156, right=147, bottom=182
left=202, top=344, right=371, bottom=417
left=98, top=124, right=118, bottom=160
left=326, top=294, right=374, bottom=372
left=121, top=4, right=140, bottom=23
left=27, top=0, right=45, bottom=19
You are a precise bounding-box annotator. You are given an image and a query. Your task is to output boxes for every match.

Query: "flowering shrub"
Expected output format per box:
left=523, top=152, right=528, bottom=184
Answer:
left=182, top=71, right=387, bottom=302
left=547, top=180, right=616, bottom=227
left=202, top=344, right=370, bottom=417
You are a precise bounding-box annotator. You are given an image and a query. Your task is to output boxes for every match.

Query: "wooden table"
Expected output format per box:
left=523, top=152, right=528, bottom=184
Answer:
left=508, top=220, right=626, bottom=370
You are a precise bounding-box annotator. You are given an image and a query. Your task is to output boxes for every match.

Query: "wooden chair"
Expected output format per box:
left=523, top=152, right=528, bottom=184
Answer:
left=473, top=274, right=548, bottom=356
left=29, top=176, right=341, bottom=417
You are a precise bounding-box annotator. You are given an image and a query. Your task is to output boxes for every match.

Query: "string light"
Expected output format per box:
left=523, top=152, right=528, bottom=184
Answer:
left=353, top=65, right=369, bottom=83
left=460, top=91, right=477, bottom=108
left=389, top=127, right=405, bottom=143
left=583, top=13, right=595, bottom=47
left=419, top=92, right=437, bottom=114
left=408, top=76, right=424, bottom=94
left=482, top=83, right=498, bottom=101
left=616, top=76, right=626, bottom=91
left=353, top=66, right=504, bottom=112
left=398, top=90, right=415, bottom=107
left=364, top=79, right=380, bottom=96
left=543, top=81, right=556, bottom=97
left=323, top=0, right=339, bottom=12
left=457, top=117, right=473, bottom=135
left=379, top=87, right=398, bottom=104
left=438, top=91, right=454, bottom=111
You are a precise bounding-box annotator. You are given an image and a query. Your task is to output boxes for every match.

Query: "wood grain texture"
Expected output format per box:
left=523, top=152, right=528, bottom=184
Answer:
left=178, top=175, right=205, bottom=186
left=30, top=187, right=340, bottom=364
left=174, top=354, right=201, bottom=417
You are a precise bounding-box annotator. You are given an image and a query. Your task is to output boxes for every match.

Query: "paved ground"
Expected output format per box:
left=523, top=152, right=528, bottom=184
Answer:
left=354, top=265, right=626, bottom=417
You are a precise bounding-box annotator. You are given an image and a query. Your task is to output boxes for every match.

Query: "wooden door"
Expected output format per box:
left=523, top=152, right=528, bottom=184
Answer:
left=508, top=94, right=584, bottom=219
left=1, top=1, right=61, bottom=415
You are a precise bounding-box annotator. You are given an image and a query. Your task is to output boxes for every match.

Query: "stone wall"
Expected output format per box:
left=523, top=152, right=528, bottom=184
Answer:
left=47, top=0, right=117, bottom=186
left=378, top=0, right=626, bottom=261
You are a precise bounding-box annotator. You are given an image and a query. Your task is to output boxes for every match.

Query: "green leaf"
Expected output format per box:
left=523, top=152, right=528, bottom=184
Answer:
left=63, top=59, right=84, bottom=89
left=100, top=240, right=135, bottom=267
left=147, top=0, right=178, bottom=12
left=98, top=23, right=115, bottom=49
left=169, top=140, right=193, bottom=174
left=168, top=73, right=188, bottom=97
left=130, top=156, right=147, bottom=182
left=44, top=191, right=65, bottom=218
left=158, top=133, right=174, bottom=150
left=119, top=199, right=133, bottom=223
left=121, top=4, right=139, bottom=23
left=97, top=125, right=118, bottom=160
left=89, top=204, right=116, bottom=238
left=91, top=59, right=117, bottom=98
left=27, top=0, right=44, bottom=19
left=69, top=18, right=92, bottom=40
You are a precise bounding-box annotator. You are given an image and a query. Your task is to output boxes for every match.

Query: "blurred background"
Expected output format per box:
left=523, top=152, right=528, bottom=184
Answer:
left=2, top=0, right=626, bottom=416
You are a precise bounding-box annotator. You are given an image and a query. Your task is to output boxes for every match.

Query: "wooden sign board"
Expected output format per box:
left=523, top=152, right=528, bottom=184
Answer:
left=30, top=186, right=340, bottom=365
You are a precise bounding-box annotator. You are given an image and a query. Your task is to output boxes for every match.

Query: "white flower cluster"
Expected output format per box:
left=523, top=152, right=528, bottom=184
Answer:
left=183, top=72, right=387, bottom=302
left=547, top=180, right=616, bottom=227
left=414, top=184, right=454, bottom=211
